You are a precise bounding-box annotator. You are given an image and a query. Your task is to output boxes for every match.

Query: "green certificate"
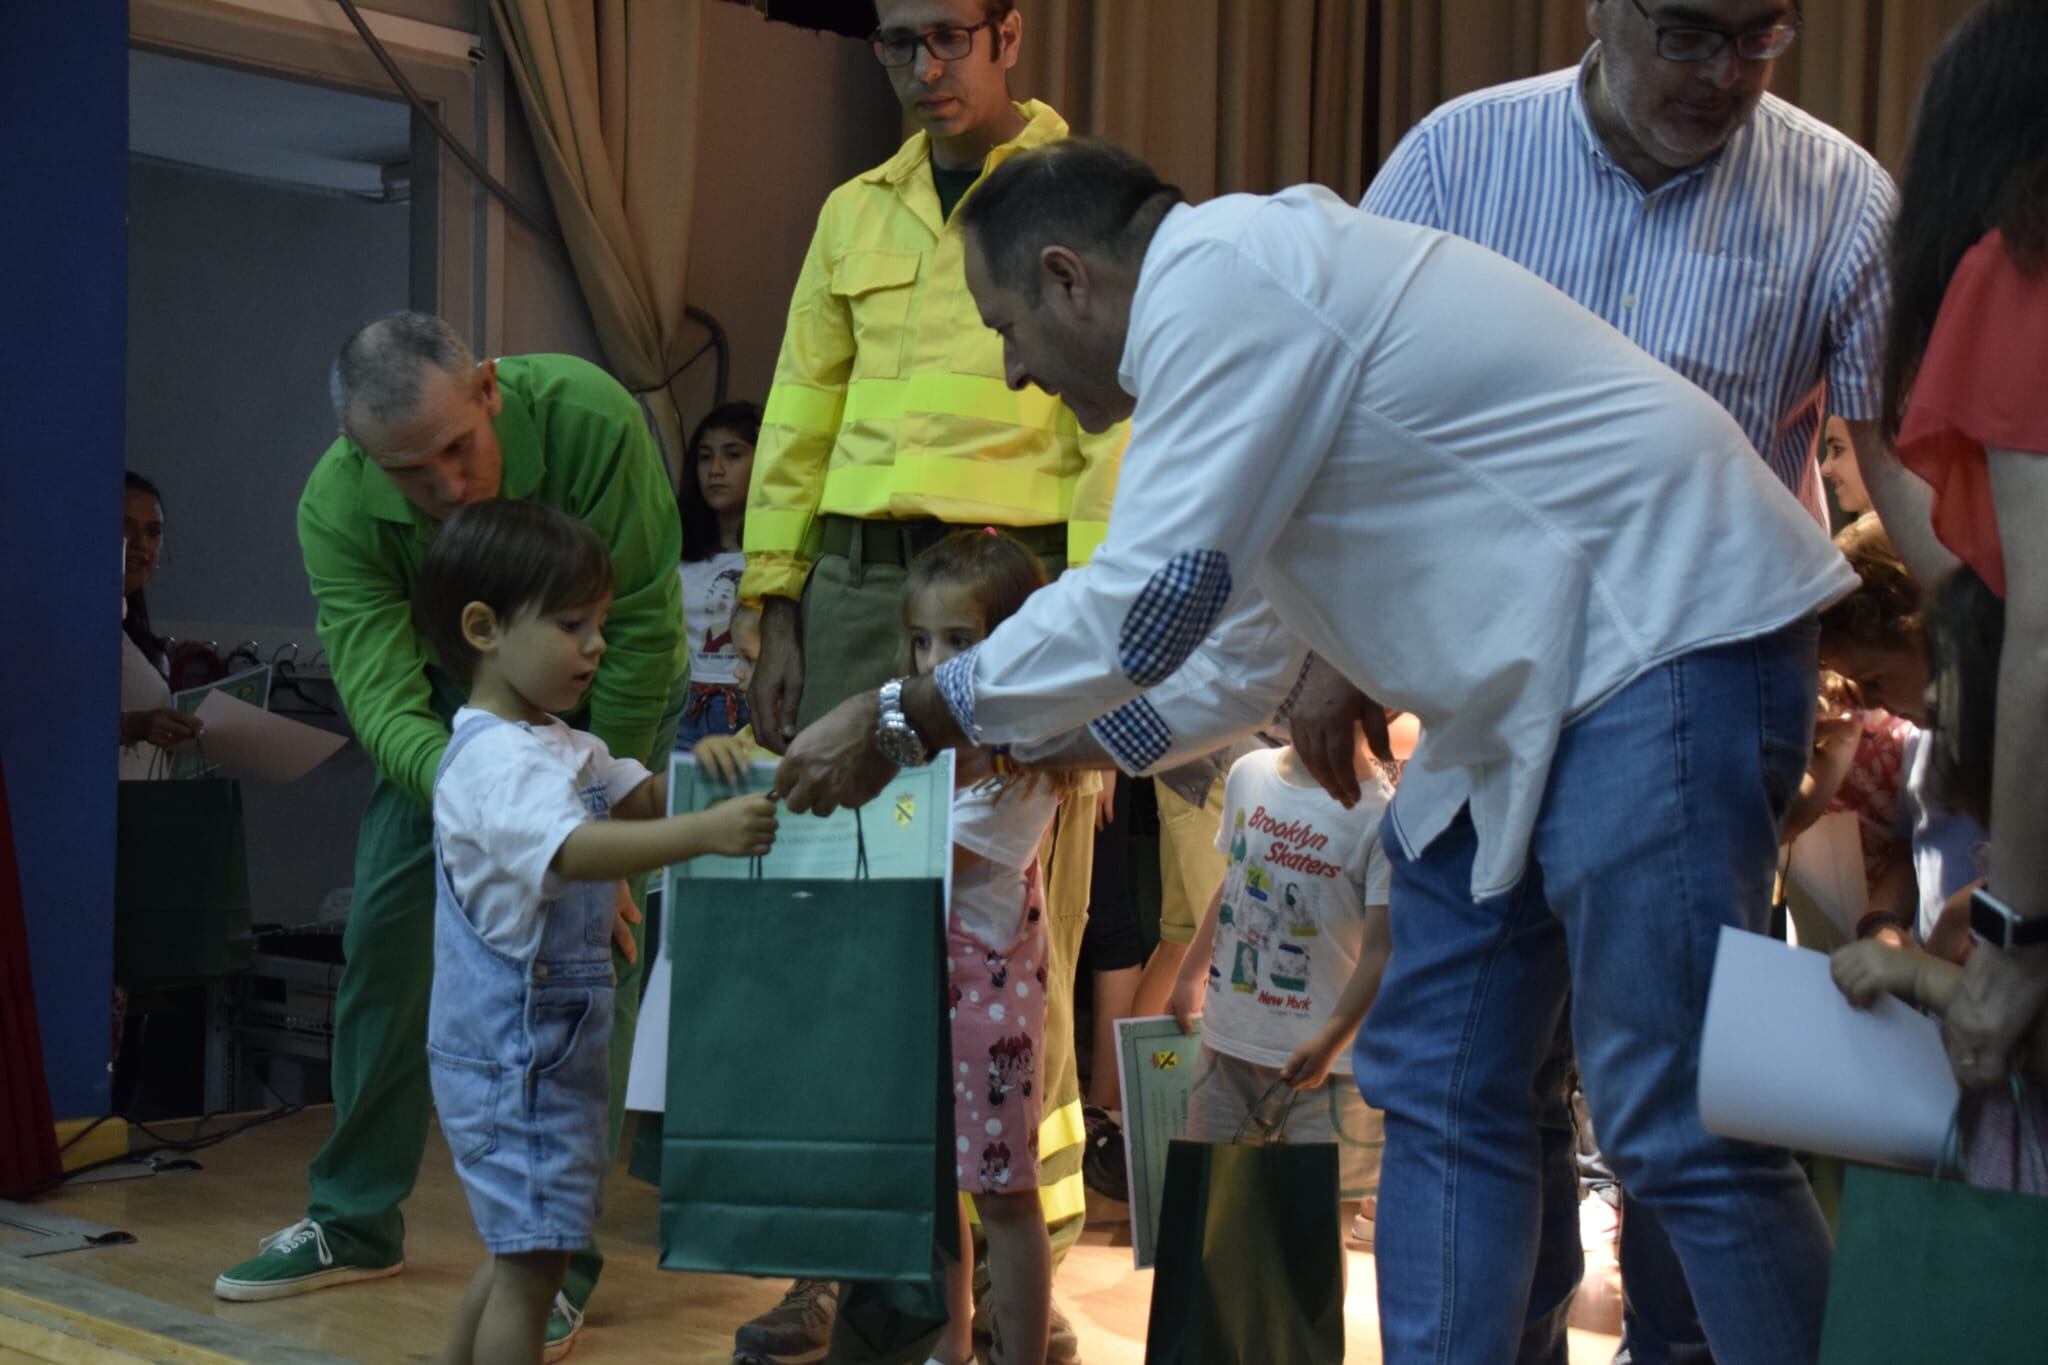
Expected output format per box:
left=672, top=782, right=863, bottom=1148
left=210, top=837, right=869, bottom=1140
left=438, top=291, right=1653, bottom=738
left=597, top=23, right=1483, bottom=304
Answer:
left=1115, top=1014, right=1204, bottom=1269
left=663, top=752, right=956, bottom=909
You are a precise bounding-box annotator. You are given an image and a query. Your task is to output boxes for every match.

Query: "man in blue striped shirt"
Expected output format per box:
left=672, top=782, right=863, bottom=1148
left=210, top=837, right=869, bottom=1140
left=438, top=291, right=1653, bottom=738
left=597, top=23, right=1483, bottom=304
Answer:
left=1327, top=4, right=1952, bottom=1364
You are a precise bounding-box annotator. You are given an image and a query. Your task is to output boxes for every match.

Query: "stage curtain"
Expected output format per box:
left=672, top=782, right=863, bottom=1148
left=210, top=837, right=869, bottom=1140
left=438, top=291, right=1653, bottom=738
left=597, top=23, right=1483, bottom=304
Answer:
left=490, top=0, right=706, bottom=478
left=1008, top=0, right=1977, bottom=198
left=1772, top=0, right=1980, bottom=173
left=0, top=759, right=62, bottom=1197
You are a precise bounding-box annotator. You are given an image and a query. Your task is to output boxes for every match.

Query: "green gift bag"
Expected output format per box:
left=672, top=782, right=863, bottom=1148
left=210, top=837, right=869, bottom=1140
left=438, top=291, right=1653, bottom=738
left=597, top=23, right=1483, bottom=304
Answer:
left=1820, top=1087, right=2048, bottom=1365
left=660, top=758, right=959, bottom=1358
left=659, top=875, right=951, bottom=1280
left=113, top=767, right=252, bottom=983
left=1145, top=1083, right=1346, bottom=1365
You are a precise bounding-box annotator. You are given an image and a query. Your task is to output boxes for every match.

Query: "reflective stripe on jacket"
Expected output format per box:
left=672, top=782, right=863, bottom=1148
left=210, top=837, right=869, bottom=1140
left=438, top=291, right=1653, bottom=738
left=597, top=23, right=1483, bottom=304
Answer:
left=741, top=100, right=1127, bottom=602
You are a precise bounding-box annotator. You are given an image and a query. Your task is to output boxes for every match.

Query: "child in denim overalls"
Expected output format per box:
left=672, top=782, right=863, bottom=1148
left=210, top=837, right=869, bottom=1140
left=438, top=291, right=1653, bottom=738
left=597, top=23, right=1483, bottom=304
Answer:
left=414, top=499, right=777, bottom=1365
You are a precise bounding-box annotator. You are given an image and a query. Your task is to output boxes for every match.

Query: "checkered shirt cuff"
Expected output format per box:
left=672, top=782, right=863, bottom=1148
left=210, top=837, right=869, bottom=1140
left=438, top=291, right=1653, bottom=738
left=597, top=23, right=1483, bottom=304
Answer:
left=1117, top=550, right=1233, bottom=687
left=1089, top=697, right=1175, bottom=773
left=933, top=646, right=982, bottom=746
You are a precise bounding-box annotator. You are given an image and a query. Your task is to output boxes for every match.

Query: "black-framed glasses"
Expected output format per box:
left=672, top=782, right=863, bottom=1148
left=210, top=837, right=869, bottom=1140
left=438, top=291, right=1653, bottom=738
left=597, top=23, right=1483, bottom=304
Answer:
left=1627, top=0, right=1801, bottom=62
left=870, top=19, right=996, bottom=68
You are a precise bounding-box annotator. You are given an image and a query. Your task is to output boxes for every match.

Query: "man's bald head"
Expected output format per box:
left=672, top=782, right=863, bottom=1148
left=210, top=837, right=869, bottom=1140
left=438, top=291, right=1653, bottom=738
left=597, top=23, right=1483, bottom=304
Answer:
left=329, top=311, right=479, bottom=442
left=329, top=312, right=504, bottom=521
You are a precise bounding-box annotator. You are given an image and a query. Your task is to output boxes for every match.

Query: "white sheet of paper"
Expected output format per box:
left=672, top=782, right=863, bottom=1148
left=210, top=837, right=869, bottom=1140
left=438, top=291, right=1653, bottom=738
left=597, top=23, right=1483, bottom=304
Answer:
left=184, top=689, right=346, bottom=783
left=1786, top=811, right=1867, bottom=939
left=1698, top=925, right=1958, bottom=1172
left=625, top=901, right=672, bottom=1112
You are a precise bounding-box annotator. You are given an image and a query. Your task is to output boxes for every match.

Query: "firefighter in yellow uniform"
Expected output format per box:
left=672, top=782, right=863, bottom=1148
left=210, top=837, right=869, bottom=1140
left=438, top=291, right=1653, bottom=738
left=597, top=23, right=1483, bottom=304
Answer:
left=733, top=4, right=1118, bottom=1363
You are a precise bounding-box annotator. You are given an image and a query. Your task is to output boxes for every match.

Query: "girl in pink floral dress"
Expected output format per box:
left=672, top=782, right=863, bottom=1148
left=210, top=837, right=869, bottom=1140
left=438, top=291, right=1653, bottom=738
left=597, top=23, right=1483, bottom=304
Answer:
left=902, top=528, right=1068, bottom=1365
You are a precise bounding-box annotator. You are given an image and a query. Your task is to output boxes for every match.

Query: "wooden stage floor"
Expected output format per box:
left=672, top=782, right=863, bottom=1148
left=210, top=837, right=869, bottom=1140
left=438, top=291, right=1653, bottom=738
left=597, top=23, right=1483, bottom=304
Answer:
left=2, top=1108, right=1620, bottom=1363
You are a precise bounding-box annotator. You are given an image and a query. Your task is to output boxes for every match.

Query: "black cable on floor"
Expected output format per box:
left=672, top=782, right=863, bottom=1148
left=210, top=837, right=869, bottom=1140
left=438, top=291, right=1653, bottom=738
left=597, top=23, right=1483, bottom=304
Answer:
left=27, top=1103, right=305, bottom=1201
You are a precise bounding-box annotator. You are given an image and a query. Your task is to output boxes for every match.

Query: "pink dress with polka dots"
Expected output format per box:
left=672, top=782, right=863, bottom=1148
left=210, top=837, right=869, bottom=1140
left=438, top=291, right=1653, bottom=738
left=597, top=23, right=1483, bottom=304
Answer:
left=947, top=860, right=1049, bottom=1196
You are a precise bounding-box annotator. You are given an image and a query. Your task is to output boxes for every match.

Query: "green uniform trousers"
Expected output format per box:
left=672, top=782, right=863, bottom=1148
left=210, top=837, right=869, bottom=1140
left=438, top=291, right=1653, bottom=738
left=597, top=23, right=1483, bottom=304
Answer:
left=794, top=532, right=1092, bottom=1262
left=305, top=669, right=685, bottom=1307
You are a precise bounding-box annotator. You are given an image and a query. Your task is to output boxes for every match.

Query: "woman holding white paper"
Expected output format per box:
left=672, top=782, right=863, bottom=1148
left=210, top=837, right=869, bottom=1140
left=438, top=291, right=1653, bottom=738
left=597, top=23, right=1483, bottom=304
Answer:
left=1882, top=0, right=2048, bottom=1091
left=119, top=471, right=201, bottom=776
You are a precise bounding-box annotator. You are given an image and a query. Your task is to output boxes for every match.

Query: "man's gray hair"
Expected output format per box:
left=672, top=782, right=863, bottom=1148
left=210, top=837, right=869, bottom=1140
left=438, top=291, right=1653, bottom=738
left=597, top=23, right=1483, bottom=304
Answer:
left=329, top=311, right=477, bottom=439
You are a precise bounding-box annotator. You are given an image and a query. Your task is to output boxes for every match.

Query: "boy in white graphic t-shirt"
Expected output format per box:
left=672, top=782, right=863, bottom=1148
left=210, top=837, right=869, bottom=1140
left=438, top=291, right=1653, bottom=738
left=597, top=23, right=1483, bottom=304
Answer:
left=1170, top=732, right=1394, bottom=1238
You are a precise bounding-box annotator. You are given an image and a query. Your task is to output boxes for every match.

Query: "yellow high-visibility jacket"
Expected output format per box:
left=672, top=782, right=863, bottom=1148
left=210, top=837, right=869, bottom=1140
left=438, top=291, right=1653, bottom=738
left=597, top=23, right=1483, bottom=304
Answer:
left=740, top=100, right=1127, bottom=602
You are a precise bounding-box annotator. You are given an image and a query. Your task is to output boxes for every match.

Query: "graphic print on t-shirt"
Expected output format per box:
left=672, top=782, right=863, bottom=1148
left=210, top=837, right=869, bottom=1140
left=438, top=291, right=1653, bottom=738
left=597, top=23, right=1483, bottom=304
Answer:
left=680, top=553, right=748, bottom=686
left=1201, top=748, right=1393, bottom=1073
left=700, top=567, right=741, bottom=655
left=1226, top=801, right=1351, bottom=1013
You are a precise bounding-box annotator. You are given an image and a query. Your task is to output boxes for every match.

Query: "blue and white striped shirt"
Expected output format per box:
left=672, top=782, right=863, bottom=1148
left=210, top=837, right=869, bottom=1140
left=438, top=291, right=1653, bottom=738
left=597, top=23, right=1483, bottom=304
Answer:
left=1363, top=49, right=1896, bottom=498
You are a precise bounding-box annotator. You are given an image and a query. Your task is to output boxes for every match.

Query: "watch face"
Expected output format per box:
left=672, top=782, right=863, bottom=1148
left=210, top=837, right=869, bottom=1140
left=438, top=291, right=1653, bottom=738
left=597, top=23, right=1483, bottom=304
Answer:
left=877, top=722, right=926, bottom=768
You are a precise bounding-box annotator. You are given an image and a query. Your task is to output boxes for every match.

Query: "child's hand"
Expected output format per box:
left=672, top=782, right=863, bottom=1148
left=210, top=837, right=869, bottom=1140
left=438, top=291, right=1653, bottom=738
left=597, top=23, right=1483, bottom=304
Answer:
left=1280, top=1025, right=1348, bottom=1091
left=693, top=733, right=753, bottom=787
left=698, top=792, right=779, bottom=859
left=1170, top=971, right=1207, bottom=1035
left=1831, top=938, right=1918, bottom=1009
left=611, top=882, right=642, bottom=965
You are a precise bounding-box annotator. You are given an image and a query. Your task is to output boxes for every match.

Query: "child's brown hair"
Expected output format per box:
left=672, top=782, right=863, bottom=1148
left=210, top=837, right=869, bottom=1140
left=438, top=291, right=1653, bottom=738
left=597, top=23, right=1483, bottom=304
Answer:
left=903, top=528, right=1075, bottom=794
left=902, top=526, right=1051, bottom=636
left=413, top=498, right=614, bottom=686
left=1817, top=513, right=1923, bottom=658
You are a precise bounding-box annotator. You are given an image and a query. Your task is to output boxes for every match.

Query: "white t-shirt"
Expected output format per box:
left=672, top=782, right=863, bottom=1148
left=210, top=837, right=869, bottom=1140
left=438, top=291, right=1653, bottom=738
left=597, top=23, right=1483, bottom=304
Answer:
left=433, top=707, right=653, bottom=959
left=949, top=778, right=1061, bottom=951
left=680, top=552, right=746, bottom=686
left=1203, top=747, right=1392, bottom=1074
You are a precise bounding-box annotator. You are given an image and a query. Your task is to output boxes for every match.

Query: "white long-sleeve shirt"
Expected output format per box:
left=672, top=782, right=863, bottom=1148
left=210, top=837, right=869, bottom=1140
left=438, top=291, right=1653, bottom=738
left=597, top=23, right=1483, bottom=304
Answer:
left=935, top=187, right=1854, bottom=899
left=1025, top=593, right=1306, bottom=771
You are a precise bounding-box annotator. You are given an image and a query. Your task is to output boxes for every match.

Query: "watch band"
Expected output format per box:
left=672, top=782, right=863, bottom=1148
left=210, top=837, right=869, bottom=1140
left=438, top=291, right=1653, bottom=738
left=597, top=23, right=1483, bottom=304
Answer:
left=1970, top=886, right=2048, bottom=949
left=875, top=677, right=931, bottom=769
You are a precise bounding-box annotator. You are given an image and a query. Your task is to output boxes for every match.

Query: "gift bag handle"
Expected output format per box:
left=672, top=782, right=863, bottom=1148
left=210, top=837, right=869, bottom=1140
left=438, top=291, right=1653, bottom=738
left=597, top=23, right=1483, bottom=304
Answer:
left=1934, top=1071, right=2047, bottom=1191
left=1234, top=1078, right=1305, bottom=1146
left=146, top=732, right=218, bottom=781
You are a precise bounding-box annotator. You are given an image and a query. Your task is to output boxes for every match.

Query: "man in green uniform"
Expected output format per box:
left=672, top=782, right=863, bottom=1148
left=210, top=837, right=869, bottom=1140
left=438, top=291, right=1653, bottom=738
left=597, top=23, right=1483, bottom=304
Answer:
left=212, top=312, right=686, bottom=1363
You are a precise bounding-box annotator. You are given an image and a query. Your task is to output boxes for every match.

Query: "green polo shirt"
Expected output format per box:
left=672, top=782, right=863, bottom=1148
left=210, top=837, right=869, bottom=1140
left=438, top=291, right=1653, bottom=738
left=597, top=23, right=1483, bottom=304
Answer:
left=297, top=353, right=685, bottom=806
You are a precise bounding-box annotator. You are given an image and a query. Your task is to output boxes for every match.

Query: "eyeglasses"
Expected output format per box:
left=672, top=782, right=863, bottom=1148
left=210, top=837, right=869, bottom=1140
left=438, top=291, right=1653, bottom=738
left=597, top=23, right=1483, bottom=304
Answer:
left=1627, top=0, right=1801, bottom=63
left=870, top=19, right=996, bottom=68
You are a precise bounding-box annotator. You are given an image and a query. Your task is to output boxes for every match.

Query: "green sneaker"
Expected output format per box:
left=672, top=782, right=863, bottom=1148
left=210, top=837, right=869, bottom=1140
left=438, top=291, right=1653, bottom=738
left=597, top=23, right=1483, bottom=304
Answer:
left=544, top=1291, right=585, bottom=1363
left=212, top=1219, right=403, bottom=1302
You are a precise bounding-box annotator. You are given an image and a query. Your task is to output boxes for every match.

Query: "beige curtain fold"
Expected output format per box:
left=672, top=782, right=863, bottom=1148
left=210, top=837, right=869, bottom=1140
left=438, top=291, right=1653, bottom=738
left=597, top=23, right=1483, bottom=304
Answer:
left=1014, top=0, right=1378, bottom=201
left=1012, top=0, right=1976, bottom=199
left=490, top=0, right=704, bottom=480
left=1772, top=0, right=1978, bottom=172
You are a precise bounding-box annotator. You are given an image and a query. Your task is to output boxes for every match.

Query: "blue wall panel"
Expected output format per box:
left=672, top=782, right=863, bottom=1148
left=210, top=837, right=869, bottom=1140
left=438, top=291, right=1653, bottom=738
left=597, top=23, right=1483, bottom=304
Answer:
left=0, top=1, right=127, bottom=1119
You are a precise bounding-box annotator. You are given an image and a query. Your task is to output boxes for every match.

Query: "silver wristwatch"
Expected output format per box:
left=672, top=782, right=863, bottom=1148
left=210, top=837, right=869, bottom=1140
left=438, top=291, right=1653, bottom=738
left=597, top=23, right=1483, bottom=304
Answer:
left=875, top=677, right=930, bottom=768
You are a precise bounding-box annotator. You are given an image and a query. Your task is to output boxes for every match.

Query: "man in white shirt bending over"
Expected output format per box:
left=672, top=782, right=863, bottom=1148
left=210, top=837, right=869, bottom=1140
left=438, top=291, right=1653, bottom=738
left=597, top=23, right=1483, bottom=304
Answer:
left=774, top=139, right=1854, bottom=1365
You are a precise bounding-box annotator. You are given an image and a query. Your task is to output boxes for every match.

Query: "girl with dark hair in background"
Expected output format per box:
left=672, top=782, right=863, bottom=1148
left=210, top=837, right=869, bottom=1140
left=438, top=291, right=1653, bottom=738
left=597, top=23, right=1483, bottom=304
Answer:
left=1881, top=0, right=2048, bottom=1092
left=676, top=401, right=762, bottom=751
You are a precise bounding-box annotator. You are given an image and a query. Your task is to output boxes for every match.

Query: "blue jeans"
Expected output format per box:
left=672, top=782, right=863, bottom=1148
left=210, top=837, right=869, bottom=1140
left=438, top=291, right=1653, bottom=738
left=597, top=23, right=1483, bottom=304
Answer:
left=673, top=684, right=748, bottom=752
left=1356, top=624, right=1831, bottom=1365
